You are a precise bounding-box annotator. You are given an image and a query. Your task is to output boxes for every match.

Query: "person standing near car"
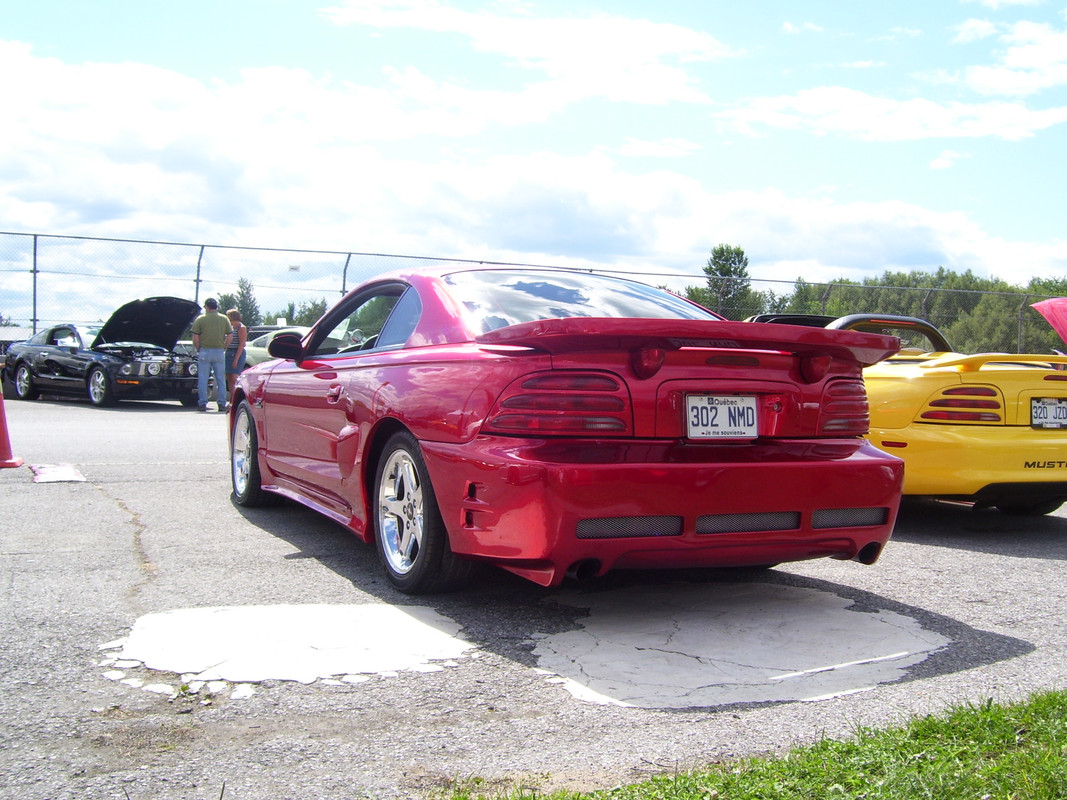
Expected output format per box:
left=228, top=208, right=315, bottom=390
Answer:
left=225, top=308, right=248, bottom=397
left=190, top=298, right=232, bottom=413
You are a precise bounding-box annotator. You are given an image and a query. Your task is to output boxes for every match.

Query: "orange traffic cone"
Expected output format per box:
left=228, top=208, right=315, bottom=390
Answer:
left=0, top=392, right=23, bottom=468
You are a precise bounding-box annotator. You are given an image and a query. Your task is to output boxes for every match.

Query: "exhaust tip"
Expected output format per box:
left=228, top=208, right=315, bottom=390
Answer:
left=856, top=542, right=883, bottom=565
left=565, top=559, right=601, bottom=582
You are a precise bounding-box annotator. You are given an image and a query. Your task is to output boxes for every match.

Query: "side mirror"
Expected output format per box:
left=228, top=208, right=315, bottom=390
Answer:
left=268, top=332, right=304, bottom=362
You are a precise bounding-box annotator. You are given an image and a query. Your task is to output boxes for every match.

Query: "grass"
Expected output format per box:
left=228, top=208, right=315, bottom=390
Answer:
left=449, top=690, right=1067, bottom=800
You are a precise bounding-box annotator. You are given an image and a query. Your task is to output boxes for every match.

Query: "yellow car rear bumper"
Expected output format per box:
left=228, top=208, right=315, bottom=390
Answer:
left=867, top=423, right=1067, bottom=497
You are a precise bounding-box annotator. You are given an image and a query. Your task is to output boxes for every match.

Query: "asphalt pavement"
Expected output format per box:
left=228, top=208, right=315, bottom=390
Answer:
left=1, top=395, right=1064, bottom=800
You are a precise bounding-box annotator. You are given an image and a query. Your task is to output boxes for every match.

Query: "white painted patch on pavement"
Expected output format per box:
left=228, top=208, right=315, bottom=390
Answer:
left=533, top=582, right=950, bottom=708
left=112, top=604, right=475, bottom=685
left=28, top=463, right=85, bottom=482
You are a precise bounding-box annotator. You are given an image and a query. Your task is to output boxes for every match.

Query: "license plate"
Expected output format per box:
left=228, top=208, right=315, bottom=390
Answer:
left=686, top=395, right=758, bottom=439
left=1031, top=397, right=1067, bottom=428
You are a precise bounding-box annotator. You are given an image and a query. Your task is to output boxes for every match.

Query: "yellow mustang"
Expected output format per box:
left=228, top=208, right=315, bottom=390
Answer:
left=750, top=306, right=1067, bottom=516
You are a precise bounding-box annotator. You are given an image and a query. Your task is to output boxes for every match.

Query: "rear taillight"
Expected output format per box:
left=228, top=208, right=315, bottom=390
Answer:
left=920, top=386, right=1002, bottom=423
left=484, top=372, right=633, bottom=436
left=820, top=379, right=870, bottom=435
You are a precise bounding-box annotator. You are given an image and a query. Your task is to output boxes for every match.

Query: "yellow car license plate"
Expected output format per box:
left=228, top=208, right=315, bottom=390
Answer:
left=1031, top=397, right=1067, bottom=428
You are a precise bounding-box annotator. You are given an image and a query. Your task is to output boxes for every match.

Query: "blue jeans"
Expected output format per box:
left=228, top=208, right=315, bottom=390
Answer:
left=197, top=347, right=227, bottom=408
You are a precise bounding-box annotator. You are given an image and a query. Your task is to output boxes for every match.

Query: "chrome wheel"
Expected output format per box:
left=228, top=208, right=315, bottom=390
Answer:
left=373, top=431, right=476, bottom=593
left=230, top=402, right=276, bottom=506
left=377, top=447, right=424, bottom=576
left=87, top=367, right=113, bottom=406
left=232, top=405, right=254, bottom=500
left=14, top=364, right=38, bottom=400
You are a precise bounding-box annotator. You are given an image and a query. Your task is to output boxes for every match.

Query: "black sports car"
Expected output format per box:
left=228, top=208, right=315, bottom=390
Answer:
left=3, top=297, right=202, bottom=407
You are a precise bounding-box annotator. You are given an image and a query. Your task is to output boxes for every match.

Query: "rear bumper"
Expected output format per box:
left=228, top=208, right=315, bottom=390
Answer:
left=421, top=436, right=903, bottom=586
left=868, top=424, right=1067, bottom=499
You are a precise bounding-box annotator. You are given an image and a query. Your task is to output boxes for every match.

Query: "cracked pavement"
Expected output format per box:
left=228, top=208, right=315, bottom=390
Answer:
left=0, top=396, right=1059, bottom=799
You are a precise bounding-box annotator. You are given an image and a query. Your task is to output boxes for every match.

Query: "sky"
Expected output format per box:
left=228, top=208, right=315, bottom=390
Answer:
left=2, top=0, right=1066, bottom=295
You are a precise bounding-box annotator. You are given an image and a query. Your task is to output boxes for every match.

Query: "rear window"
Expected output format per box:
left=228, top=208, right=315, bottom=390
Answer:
left=444, top=269, right=718, bottom=333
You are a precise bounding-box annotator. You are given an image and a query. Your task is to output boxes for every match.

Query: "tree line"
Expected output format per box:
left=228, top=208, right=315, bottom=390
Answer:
left=216, top=253, right=1067, bottom=356
left=216, top=277, right=327, bottom=330
left=687, top=244, right=1067, bottom=354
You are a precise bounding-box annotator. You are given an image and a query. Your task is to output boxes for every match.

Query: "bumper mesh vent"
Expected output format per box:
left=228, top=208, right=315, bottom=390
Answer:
left=812, top=507, right=889, bottom=529
left=576, top=516, right=683, bottom=539
left=697, top=511, right=801, bottom=534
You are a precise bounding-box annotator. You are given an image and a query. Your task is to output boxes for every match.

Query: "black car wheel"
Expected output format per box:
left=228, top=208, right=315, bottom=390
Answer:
left=231, top=401, right=276, bottom=506
left=13, top=363, right=39, bottom=400
left=373, top=430, right=476, bottom=594
left=996, top=499, right=1065, bottom=516
left=86, top=367, right=116, bottom=406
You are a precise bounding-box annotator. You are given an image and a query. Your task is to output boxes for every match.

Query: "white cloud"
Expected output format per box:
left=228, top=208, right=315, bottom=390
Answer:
left=320, top=0, right=737, bottom=105
left=877, top=27, right=923, bottom=41
left=962, top=21, right=1067, bottom=95
left=952, top=18, right=999, bottom=43
left=929, top=149, right=971, bottom=169
left=783, top=21, right=823, bottom=35
left=962, top=0, right=1042, bottom=8
left=716, top=86, right=1067, bottom=141
left=612, top=138, right=703, bottom=158
left=1, top=3, right=1065, bottom=311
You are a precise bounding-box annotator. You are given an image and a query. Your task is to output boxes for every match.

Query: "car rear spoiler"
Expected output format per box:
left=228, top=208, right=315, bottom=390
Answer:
left=477, top=317, right=900, bottom=367
left=920, top=353, right=1067, bottom=371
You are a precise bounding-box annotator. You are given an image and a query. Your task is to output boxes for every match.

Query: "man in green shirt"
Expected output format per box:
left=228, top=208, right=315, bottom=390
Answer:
left=190, top=297, right=233, bottom=412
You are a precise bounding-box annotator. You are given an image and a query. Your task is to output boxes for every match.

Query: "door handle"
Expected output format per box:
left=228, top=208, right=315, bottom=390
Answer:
left=326, top=384, right=343, bottom=403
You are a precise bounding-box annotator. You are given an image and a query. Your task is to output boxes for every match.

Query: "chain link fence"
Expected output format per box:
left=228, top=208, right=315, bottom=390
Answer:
left=1, top=231, right=1062, bottom=355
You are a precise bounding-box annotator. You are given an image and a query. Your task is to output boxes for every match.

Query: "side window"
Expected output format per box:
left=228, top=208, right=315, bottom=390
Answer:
left=52, top=328, right=77, bottom=347
left=308, top=290, right=401, bottom=357
left=376, top=289, right=421, bottom=348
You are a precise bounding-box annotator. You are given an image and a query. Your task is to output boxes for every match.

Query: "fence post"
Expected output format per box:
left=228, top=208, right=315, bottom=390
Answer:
left=31, top=234, right=39, bottom=334
left=1019, top=295, right=1030, bottom=354
left=341, top=253, right=352, bottom=295
left=819, top=284, right=832, bottom=314
left=193, top=245, right=205, bottom=303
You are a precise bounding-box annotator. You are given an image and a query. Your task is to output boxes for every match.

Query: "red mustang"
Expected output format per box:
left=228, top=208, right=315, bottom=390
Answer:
left=230, top=267, right=903, bottom=593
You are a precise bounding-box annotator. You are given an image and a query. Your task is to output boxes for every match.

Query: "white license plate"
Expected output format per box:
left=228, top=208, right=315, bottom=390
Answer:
left=686, top=395, right=758, bottom=439
left=1031, top=397, right=1067, bottom=428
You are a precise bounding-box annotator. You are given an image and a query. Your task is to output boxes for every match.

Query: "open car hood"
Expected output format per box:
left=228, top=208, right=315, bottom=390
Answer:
left=1032, top=298, right=1067, bottom=347
left=91, top=296, right=201, bottom=351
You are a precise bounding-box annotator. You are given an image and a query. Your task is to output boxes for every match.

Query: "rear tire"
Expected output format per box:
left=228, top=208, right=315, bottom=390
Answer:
left=996, top=499, right=1064, bottom=516
left=13, top=363, right=38, bottom=400
left=373, top=431, right=476, bottom=594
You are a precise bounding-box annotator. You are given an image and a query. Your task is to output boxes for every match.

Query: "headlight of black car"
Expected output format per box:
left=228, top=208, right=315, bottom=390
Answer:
left=147, top=362, right=161, bottom=376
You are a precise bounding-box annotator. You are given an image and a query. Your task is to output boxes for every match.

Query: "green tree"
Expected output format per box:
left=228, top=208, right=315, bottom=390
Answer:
left=216, top=292, right=238, bottom=316
left=263, top=302, right=297, bottom=326
left=686, top=244, right=764, bottom=319
left=234, top=277, right=262, bottom=326
left=294, top=298, right=328, bottom=326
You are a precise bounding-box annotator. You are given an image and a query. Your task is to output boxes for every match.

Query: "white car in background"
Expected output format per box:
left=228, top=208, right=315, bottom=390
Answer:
left=243, top=327, right=311, bottom=366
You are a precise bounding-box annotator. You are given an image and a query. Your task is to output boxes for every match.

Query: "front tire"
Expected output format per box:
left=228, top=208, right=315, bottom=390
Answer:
left=14, top=363, right=39, bottom=400
left=87, top=367, right=115, bottom=406
left=231, top=401, right=276, bottom=506
left=373, top=431, right=475, bottom=594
